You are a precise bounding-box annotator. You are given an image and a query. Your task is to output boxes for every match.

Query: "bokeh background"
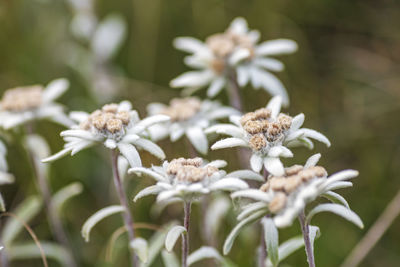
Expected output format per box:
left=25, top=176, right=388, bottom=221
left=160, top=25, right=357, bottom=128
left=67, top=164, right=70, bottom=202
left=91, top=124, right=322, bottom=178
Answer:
left=1, top=0, right=400, bottom=266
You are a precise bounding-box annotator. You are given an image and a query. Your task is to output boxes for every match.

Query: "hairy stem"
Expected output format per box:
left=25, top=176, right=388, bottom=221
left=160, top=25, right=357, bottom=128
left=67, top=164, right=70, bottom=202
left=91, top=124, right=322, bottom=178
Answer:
left=227, top=70, right=243, bottom=112
left=299, top=210, right=315, bottom=267
left=182, top=201, right=191, bottom=267
left=259, top=169, right=269, bottom=267
left=27, top=146, right=76, bottom=267
left=111, top=150, right=138, bottom=267
left=0, top=224, right=8, bottom=267
left=341, top=190, right=400, bottom=267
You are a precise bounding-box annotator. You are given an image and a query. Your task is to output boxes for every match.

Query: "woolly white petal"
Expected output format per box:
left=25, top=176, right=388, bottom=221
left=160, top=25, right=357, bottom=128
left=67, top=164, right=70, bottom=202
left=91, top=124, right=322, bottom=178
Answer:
left=104, top=139, right=117, bottom=149
left=170, top=70, right=214, bottom=88
left=227, top=170, right=264, bottom=182
left=300, top=128, right=331, bottom=147
left=250, top=154, right=263, bottom=173
left=268, top=146, right=293, bottom=158
left=237, top=66, right=250, bottom=87
left=322, top=170, right=359, bottom=189
left=231, top=189, right=273, bottom=202
left=132, top=138, right=165, bottom=159
left=256, top=39, right=298, bottom=56
left=253, top=69, right=289, bottom=107
left=209, top=178, right=248, bottom=191
left=170, top=124, right=185, bottom=142
left=205, top=124, right=243, bottom=138
left=128, top=167, right=166, bottom=182
left=173, top=37, right=208, bottom=54
left=146, top=103, right=167, bottom=116
left=211, top=138, right=248, bottom=150
left=264, top=157, right=285, bottom=176
left=206, top=160, right=227, bottom=168
left=229, top=48, right=250, bottom=65
left=207, top=77, right=225, bottom=98
left=61, top=130, right=102, bottom=141
left=229, top=17, right=248, bottom=35
left=186, top=127, right=208, bottom=155
left=42, top=147, right=73, bottom=163
left=133, top=115, right=170, bottom=133
left=253, top=58, right=284, bottom=72
left=290, top=113, right=305, bottom=131
left=134, top=185, right=162, bottom=202
left=118, top=101, right=132, bottom=112
left=69, top=111, right=90, bottom=123
left=304, top=153, right=321, bottom=169
left=118, top=143, right=142, bottom=167
left=207, top=107, right=240, bottom=121
left=43, top=78, right=69, bottom=103
left=266, top=96, right=283, bottom=119
left=71, top=140, right=94, bottom=155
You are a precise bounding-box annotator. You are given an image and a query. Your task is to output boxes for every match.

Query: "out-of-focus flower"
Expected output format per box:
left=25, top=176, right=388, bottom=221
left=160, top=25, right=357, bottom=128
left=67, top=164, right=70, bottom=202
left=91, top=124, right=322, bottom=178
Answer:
left=0, top=79, right=72, bottom=130
left=230, top=154, right=361, bottom=228
left=171, top=17, right=297, bottom=105
left=42, top=101, right=169, bottom=168
left=0, top=140, right=14, bottom=212
left=206, top=96, right=330, bottom=175
left=130, top=157, right=252, bottom=205
left=147, top=97, right=239, bottom=154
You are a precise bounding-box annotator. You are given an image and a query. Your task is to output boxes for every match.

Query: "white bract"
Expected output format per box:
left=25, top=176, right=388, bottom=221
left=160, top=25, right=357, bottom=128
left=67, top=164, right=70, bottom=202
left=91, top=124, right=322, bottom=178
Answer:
left=170, top=17, right=297, bottom=105
left=207, top=96, right=330, bottom=175
left=231, top=153, right=360, bottom=228
left=0, top=78, right=72, bottom=129
left=42, top=101, right=169, bottom=168
left=147, top=97, right=239, bottom=154
left=130, top=157, right=251, bottom=204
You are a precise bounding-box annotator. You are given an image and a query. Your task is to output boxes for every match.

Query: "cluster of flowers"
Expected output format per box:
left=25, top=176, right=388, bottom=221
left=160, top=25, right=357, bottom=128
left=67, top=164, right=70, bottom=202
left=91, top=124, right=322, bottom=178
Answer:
left=0, top=17, right=362, bottom=267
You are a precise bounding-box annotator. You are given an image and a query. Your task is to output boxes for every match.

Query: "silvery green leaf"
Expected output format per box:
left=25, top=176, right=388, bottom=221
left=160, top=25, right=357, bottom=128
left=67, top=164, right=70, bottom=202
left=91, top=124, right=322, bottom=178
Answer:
left=188, top=246, right=222, bottom=266
left=308, top=225, right=320, bottom=256
left=165, top=225, right=187, bottom=252
left=0, top=193, right=5, bottom=212
left=53, top=182, right=83, bottom=214
left=81, top=205, right=125, bottom=242
left=304, top=153, right=321, bottom=169
left=25, top=135, right=50, bottom=159
left=186, top=127, right=208, bottom=155
left=139, top=222, right=179, bottom=267
left=161, top=250, right=180, bottom=267
left=237, top=202, right=268, bottom=221
left=223, top=210, right=266, bottom=255
left=2, top=196, right=42, bottom=245
left=8, top=242, right=71, bottom=266
left=134, top=185, right=161, bottom=202
left=205, top=196, right=231, bottom=239
left=227, top=170, right=264, bottom=182
left=262, top=218, right=279, bottom=267
left=131, top=237, right=149, bottom=263
left=306, top=203, right=363, bottom=228
left=266, top=236, right=304, bottom=267
left=321, top=191, right=349, bottom=208
left=133, top=138, right=166, bottom=159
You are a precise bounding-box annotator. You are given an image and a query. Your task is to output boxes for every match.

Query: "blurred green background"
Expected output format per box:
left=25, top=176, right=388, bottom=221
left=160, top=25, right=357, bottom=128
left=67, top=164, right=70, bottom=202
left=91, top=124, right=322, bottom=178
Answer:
left=1, top=0, right=400, bottom=266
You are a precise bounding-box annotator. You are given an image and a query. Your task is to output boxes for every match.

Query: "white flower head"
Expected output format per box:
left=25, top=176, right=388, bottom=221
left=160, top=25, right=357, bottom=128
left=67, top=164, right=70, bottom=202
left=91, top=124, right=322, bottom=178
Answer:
left=147, top=97, right=239, bottom=155
left=170, top=17, right=297, bottom=105
left=42, top=101, right=170, bottom=168
left=130, top=157, right=249, bottom=204
left=207, top=96, right=331, bottom=175
left=231, top=153, right=360, bottom=228
left=0, top=78, right=72, bottom=130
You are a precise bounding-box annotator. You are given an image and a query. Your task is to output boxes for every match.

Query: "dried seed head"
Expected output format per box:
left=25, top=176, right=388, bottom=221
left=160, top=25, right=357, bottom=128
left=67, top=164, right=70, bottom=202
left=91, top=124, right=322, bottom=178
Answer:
left=268, top=192, right=287, bottom=213
left=243, top=120, right=263, bottom=134
left=285, top=165, right=303, bottom=176
left=277, top=114, right=292, bottom=131
left=254, top=108, right=271, bottom=120
left=260, top=181, right=270, bottom=192
left=80, top=103, right=131, bottom=135
left=206, top=33, right=235, bottom=58
left=283, top=176, right=302, bottom=193
left=269, top=177, right=287, bottom=191
left=249, top=134, right=267, bottom=151
left=1, top=86, right=43, bottom=112
left=167, top=157, right=218, bottom=183
left=161, top=97, right=202, bottom=121
left=210, top=58, right=226, bottom=74
left=240, top=112, right=256, bottom=126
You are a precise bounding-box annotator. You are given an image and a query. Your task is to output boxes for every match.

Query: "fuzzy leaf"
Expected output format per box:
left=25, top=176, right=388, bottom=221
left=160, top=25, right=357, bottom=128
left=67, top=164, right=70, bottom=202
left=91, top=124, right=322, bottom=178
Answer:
left=266, top=236, right=304, bottom=267
left=131, top=237, right=149, bottom=263
left=165, top=226, right=187, bottom=252
left=81, top=205, right=125, bottom=242
left=262, top=218, right=279, bottom=267
left=53, top=182, right=83, bottom=214
left=321, top=191, right=349, bottom=208
left=308, top=225, right=320, bottom=256
left=188, top=246, right=222, bottom=266
left=2, top=196, right=42, bottom=245
left=161, top=250, right=180, bottom=267
left=306, top=203, right=363, bottom=228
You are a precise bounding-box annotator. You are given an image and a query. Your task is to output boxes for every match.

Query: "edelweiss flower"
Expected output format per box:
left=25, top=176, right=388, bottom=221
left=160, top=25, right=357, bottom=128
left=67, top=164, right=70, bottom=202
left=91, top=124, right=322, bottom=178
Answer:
left=130, top=157, right=254, bottom=204
left=147, top=97, right=239, bottom=154
left=0, top=79, right=72, bottom=129
left=42, top=101, right=169, bottom=167
left=206, top=96, right=330, bottom=175
left=170, top=17, right=297, bottom=105
left=0, top=140, right=14, bottom=211
left=231, top=153, right=360, bottom=228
